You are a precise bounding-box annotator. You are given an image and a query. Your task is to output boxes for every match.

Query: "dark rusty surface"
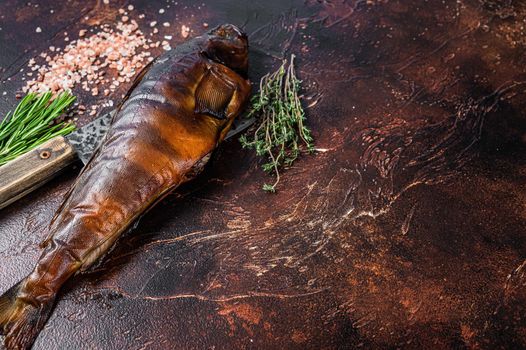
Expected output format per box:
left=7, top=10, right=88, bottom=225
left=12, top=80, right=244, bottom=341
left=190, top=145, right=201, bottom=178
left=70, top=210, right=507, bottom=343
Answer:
left=1, top=0, right=526, bottom=349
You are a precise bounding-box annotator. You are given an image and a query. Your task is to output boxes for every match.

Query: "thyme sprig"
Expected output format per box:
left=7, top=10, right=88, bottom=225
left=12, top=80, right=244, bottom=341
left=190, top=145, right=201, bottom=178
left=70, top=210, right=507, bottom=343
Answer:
left=0, top=92, right=76, bottom=166
left=240, top=54, right=314, bottom=192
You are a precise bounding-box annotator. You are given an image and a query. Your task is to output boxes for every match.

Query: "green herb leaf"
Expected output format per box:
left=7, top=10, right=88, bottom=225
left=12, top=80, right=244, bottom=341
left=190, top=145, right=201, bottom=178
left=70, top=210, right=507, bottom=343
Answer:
left=241, top=54, right=314, bottom=192
left=262, top=183, right=276, bottom=193
left=0, top=92, right=76, bottom=166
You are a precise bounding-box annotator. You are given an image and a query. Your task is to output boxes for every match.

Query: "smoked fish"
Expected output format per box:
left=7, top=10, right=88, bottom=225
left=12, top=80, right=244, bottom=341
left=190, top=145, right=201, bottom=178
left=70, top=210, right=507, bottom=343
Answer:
left=0, top=24, right=251, bottom=349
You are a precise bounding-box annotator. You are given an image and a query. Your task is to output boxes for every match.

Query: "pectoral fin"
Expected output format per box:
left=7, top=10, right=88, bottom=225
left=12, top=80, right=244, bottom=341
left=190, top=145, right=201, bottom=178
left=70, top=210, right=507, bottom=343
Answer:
left=195, top=68, right=235, bottom=120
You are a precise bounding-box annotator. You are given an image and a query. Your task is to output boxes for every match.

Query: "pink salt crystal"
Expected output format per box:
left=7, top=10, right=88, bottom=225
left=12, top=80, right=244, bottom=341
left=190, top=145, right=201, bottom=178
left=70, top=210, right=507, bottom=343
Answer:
left=181, top=25, right=190, bottom=38
left=24, top=13, right=156, bottom=96
left=107, top=51, right=119, bottom=60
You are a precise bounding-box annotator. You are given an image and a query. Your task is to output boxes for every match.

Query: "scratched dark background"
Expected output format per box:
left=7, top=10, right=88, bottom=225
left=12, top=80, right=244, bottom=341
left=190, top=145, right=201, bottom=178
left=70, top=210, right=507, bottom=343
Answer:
left=1, top=0, right=526, bottom=349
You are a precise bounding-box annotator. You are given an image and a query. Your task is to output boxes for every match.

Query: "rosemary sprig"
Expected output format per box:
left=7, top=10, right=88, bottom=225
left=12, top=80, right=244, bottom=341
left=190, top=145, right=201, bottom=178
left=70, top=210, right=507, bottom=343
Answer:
left=240, top=54, right=314, bottom=192
left=0, top=92, right=76, bottom=166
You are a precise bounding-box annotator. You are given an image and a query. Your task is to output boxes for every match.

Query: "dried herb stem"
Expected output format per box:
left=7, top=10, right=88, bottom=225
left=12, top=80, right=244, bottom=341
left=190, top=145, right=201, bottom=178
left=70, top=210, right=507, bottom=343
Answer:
left=240, top=54, right=314, bottom=192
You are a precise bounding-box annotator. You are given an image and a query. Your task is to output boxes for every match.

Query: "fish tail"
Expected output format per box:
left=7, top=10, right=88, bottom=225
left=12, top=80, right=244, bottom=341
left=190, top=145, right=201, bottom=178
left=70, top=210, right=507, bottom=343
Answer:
left=0, top=280, right=55, bottom=350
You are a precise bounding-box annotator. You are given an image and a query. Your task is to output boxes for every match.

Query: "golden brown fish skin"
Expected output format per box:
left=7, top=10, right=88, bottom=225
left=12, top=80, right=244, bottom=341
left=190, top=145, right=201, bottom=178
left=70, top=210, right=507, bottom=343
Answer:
left=0, top=24, right=250, bottom=349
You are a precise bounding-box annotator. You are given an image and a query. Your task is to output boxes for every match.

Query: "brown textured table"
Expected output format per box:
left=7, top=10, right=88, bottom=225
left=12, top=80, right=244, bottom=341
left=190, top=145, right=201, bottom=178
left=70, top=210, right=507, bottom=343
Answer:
left=1, top=0, right=526, bottom=349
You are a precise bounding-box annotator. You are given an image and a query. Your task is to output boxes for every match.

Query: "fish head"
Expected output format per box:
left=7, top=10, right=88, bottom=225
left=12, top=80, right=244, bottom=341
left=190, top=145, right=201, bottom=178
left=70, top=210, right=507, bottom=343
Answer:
left=205, top=24, right=249, bottom=77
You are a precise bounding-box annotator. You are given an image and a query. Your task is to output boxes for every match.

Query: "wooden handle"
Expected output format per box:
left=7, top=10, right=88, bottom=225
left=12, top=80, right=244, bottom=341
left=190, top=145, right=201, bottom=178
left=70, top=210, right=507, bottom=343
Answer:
left=0, top=136, right=77, bottom=210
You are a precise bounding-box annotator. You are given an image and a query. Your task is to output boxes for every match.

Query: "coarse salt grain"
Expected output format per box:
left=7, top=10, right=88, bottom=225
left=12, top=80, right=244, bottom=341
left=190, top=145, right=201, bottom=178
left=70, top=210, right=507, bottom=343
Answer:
left=35, top=27, right=42, bottom=33
left=24, top=18, right=161, bottom=96
left=181, top=25, right=190, bottom=38
left=163, top=22, right=170, bottom=27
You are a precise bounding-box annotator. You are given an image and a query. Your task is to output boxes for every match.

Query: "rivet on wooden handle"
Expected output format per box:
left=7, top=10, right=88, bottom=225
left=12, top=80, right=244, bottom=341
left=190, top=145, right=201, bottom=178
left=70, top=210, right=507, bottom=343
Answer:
left=0, top=136, right=77, bottom=210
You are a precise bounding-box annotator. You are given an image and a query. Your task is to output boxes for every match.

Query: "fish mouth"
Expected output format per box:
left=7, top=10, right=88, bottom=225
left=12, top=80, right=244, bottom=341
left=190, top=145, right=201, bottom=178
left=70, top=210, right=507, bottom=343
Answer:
left=209, top=24, right=247, bottom=43
left=205, top=24, right=249, bottom=77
